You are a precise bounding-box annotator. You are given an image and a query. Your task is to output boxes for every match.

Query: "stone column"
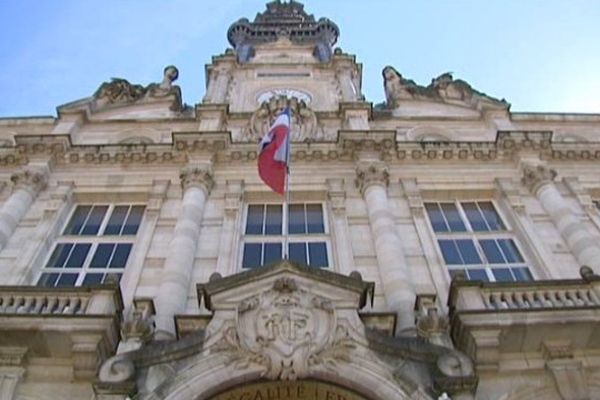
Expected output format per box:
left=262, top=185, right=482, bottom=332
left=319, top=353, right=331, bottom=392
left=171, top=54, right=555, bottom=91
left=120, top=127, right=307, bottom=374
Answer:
left=522, top=164, right=600, bottom=272
left=0, top=169, right=48, bottom=252
left=356, top=161, right=415, bottom=333
left=154, top=164, right=214, bottom=339
left=0, top=347, right=27, bottom=400
left=215, top=180, right=244, bottom=277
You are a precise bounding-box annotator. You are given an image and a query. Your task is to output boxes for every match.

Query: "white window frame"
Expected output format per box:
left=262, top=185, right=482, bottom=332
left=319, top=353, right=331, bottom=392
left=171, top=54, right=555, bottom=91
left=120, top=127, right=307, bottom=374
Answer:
left=240, top=202, right=332, bottom=269
left=37, top=203, right=145, bottom=287
left=425, top=200, right=533, bottom=282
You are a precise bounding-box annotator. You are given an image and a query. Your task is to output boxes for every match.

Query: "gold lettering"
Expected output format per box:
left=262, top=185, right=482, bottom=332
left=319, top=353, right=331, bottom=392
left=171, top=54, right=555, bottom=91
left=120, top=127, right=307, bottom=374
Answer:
left=325, top=391, right=336, bottom=400
left=253, top=390, right=265, bottom=400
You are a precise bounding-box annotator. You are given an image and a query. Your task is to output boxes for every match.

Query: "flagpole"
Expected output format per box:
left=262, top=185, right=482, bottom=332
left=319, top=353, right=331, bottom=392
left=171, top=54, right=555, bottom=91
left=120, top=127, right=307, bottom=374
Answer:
left=283, top=108, right=291, bottom=260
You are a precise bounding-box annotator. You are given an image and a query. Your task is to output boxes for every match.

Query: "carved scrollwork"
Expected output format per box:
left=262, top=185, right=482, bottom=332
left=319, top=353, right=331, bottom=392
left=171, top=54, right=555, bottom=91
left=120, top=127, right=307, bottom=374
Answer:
left=180, top=165, right=214, bottom=193
left=98, top=353, right=135, bottom=384
left=10, top=169, right=48, bottom=194
left=242, top=96, right=325, bottom=143
left=209, top=277, right=353, bottom=381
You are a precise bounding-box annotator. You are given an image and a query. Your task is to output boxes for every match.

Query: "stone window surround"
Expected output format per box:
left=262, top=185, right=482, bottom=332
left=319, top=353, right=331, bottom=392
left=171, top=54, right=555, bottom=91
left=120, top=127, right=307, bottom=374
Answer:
left=240, top=201, right=332, bottom=270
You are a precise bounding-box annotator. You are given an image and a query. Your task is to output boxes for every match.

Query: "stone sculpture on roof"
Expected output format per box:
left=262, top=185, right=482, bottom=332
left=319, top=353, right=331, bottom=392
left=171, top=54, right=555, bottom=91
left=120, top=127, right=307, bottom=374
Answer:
left=383, top=65, right=509, bottom=110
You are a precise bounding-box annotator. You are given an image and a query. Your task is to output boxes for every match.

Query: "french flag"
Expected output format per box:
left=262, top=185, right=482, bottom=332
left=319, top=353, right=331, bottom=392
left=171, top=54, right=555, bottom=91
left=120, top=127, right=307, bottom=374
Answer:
left=258, top=108, right=290, bottom=195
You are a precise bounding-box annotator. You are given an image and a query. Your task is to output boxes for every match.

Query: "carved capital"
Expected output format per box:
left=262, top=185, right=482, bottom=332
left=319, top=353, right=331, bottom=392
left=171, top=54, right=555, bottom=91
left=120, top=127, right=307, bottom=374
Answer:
left=180, top=164, right=214, bottom=193
left=355, top=161, right=389, bottom=195
left=0, top=347, right=27, bottom=367
left=10, top=168, right=48, bottom=195
left=521, top=163, right=556, bottom=194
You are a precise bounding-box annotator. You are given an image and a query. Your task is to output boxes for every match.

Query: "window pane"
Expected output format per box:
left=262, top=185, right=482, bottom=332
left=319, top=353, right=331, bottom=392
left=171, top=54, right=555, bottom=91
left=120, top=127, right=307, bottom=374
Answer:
left=90, top=244, right=115, bottom=268
left=65, top=243, right=91, bottom=268
left=492, top=268, right=514, bottom=282
left=264, top=243, right=282, bottom=265
left=81, top=205, right=109, bottom=235
left=425, top=203, right=448, bottom=233
left=82, top=273, right=104, bottom=286
left=467, top=269, right=489, bottom=282
left=104, top=206, right=129, bottom=235
left=288, top=204, right=305, bottom=234
left=440, top=203, right=466, bottom=232
left=246, top=205, right=264, bottom=235
left=109, top=243, right=132, bottom=269
left=438, top=240, right=462, bottom=265
left=265, top=205, right=282, bottom=235
left=308, top=242, right=328, bottom=267
left=513, top=267, right=533, bottom=281
left=306, top=204, right=325, bottom=234
left=498, top=239, right=524, bottom=263
left=64, top=206, right=91, bottom=235
left=289, top=242, right=307, bottom=265
left=462, top=202, right=488, bottom=232
left=479, top=202, right=504, bottom=231
left=456, top=239, right=481, bottom=264
left=46, top=243, right=73, bottom=268
left=56, top=273, right=78, bottom=287
left=479, top=239, right=505, bottom=264
left=121, top=205, right=145, bottom=235
left=242, top=243, right=261, bottom=268
left=37, top=273, right=59, bottom=287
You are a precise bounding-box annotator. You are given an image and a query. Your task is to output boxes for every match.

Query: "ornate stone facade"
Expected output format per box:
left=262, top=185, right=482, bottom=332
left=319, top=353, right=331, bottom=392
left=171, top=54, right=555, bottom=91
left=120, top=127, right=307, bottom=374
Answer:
left=1, top=1, right=600, bottom=399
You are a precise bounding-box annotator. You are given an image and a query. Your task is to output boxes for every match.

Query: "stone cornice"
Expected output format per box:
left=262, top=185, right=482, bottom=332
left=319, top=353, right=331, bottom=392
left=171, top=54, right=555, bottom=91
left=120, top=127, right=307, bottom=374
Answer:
left=1, top=130, right=600, bottom=169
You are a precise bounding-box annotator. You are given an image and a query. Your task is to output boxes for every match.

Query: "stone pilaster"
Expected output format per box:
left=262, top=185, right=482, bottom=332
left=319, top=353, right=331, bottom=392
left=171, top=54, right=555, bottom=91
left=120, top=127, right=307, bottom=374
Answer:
left=522, top=163, right=600, bottom=272
left=0, top=168, right=49, bottom=252
left=0, top=347, right=27, bottom=400
left=336, top=66, right=358, bottom=102
left=216, top=180, right=244, bottom=276
left=154, top=163, right=214, bottom=339
left=203, top=67, right=232, bottom=104
left=327, top=178, right=355, bottom=275
left=356, top=160, right=415, bottom=334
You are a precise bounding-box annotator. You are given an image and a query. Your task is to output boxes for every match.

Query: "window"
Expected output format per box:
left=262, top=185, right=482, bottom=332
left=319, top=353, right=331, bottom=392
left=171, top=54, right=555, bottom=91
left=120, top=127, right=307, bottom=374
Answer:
left=38, top=204, right=145, bottom=287
left=242, top=203, right=330, bottom=268
left=425, top=201, right=532, bottom=282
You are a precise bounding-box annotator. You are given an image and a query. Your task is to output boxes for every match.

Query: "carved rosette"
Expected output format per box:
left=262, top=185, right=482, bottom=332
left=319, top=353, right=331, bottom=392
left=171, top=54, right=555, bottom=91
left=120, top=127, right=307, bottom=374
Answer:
left=243, top=96, right=323, bottom=143
left=521, top=164, right=557, bottom=194
left=355, top=162, right=389, bottom=195
left=211, top=277, right=353, bottom=381
left=10, top=169, right=48, bottom=195
left=180, top=165, right=214, bottom=194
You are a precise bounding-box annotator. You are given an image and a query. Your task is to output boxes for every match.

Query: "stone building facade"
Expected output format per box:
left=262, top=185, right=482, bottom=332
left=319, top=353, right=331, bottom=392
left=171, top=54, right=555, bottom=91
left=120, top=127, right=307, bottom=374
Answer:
left=1, top=1, right=600, bottom=399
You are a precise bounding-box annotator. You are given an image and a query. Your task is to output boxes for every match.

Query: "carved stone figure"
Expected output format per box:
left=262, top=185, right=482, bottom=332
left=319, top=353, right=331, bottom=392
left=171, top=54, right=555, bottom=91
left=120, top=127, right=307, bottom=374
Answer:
left=93, top=65, right=183, bottom=112
left=383, top=66, right=417, bottom=107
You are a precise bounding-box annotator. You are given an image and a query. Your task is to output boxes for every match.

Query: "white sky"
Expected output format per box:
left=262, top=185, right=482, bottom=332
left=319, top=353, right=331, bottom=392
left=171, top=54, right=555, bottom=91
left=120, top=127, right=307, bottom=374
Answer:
left=1, top=0, right=599, bottom=117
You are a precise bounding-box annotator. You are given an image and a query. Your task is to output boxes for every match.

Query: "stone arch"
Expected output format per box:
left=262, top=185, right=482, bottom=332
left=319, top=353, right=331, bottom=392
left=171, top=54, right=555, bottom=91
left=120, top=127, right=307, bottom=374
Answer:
left=142, top=353, right=426, bottom=400
left=406, top=126, right=452, bottom=142
left=118, top=135, right=155, bottom=145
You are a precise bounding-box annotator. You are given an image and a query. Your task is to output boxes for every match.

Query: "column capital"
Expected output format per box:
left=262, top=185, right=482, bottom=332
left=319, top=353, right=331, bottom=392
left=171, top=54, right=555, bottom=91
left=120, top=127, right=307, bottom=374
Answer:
left=10, top=168, right=48, bottom=195
left=180, top=164, right=214, bottom=194
left=355, top=161, right=389, bottom=195
left=521, top=163, right=556, bottom=194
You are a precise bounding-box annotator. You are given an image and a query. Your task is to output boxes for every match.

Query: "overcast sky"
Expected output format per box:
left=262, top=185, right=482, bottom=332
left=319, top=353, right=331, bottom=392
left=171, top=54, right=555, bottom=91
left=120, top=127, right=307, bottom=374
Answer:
left=1, top=0, right=599, bottom=117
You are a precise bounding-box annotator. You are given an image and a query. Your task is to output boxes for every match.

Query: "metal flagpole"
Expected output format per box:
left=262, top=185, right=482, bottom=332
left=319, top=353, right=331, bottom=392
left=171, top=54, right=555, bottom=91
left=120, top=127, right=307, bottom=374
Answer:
left=283, top=107, right=291, bottom=260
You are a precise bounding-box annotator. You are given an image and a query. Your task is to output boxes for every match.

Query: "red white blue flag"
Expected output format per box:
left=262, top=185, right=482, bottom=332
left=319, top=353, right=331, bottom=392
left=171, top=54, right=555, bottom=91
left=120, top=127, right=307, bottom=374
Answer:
left=258, top=108, right=290, bottom=195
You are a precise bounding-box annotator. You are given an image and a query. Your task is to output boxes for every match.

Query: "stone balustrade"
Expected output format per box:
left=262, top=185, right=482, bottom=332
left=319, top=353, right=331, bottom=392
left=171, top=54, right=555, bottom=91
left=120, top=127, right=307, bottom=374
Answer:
left=450, top=279, right=600, bottom=313
left=0, top=285, right=122, bottom=316
left=448, top=268, right=600, bottom=370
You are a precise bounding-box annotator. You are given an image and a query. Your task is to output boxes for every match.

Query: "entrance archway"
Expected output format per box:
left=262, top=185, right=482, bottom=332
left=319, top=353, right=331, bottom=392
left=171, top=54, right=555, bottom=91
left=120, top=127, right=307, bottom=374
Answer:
left=209, top=380, right=368, bottom=400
